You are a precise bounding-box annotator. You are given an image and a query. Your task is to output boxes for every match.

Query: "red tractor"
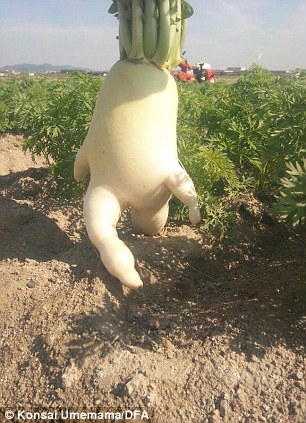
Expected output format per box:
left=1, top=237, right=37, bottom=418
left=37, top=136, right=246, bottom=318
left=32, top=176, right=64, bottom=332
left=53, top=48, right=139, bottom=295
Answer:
left=172, top=59, right=217, bottom=83
left=193, top=62, right=217, bottom=83
left=172, top=58, right=195, bottom=82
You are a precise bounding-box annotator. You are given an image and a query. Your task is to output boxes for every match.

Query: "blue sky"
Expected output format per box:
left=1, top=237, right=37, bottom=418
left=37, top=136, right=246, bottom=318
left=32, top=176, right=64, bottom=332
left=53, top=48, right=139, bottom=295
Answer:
left=0, top=0, right=305, bottom=70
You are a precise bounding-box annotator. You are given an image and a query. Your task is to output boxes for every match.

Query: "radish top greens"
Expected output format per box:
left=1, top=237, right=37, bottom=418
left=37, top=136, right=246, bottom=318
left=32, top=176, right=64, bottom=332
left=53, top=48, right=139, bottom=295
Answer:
left=108, top=0, right=194, bottom=69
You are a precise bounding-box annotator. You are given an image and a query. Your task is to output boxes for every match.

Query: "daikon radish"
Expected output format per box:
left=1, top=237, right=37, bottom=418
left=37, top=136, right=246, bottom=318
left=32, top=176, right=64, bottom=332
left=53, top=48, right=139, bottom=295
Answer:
left=75, top=0, right=200, bottom=288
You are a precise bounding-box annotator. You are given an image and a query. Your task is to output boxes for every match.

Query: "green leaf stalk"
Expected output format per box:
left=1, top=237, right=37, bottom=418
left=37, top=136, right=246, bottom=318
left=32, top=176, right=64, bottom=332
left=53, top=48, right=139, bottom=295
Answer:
left=108, top=0, right=194, bottom=69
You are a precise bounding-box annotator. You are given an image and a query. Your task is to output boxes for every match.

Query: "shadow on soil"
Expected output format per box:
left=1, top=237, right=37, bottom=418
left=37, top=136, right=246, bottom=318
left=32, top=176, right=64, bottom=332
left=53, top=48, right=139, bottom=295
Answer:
left=0, top=196, right=73, bottom=260
left=1, top=165, right=305, bottom=377
left=63, top=222, right=306, bottom=370
left=0, top=166, right=48, bottom=190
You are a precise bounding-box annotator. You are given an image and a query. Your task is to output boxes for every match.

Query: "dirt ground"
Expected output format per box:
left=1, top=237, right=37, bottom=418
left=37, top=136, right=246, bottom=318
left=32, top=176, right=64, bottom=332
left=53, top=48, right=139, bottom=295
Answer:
left=0, top=135, right=305, bottom=423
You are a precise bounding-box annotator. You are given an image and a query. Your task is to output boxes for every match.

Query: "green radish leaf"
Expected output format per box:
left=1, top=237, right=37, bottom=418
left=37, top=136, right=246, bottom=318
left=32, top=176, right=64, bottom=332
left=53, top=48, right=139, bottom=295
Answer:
left=182, top=1, right=194, bottom=19
left=108, top=1, right=118, bottom=15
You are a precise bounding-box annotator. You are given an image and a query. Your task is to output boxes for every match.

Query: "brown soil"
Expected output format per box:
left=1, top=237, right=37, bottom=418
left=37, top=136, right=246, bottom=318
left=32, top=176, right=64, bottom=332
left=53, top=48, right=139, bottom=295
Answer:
left=0, top=135, right=305, bottom=423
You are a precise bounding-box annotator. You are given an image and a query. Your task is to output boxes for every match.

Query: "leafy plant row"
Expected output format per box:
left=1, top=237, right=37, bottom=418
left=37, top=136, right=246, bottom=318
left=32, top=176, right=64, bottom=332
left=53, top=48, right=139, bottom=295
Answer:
left=0, top=74, right=102, bottom=196
left=0, top=66, right=305, bottom=228
left=177, top=65, right=306, bottom=228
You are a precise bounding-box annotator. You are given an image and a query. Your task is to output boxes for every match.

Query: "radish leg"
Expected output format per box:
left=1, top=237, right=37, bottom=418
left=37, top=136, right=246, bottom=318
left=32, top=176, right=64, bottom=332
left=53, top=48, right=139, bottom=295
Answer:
left=74, top=149, right=90, bottom=182
left=166, top=164, right=201, bottom=224
left=131, top=203, right=169, bottom=236
left=83, top=185, right=143, bottom=289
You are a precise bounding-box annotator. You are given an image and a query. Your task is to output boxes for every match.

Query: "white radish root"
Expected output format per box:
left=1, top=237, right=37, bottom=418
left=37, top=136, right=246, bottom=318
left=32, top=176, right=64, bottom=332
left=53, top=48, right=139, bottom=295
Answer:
left=75, top=60, right=200, bottom=289
left=75, top=1, right=199, bottom=288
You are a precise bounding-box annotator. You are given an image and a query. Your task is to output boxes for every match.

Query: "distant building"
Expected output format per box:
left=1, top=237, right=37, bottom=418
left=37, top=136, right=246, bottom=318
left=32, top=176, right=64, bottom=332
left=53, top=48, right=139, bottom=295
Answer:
left=88, top=70, right=108, bottom=76
left=215, top=67, right=247, bottom=76
left=270, top=70, right=292, bottom=76
left=227, top=66, right=246, bottom=72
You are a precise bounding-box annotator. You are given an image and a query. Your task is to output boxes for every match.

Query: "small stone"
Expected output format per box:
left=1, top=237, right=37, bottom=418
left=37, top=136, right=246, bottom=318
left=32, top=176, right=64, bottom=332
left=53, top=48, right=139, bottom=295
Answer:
left=85, top=269, right=91, bottom=276
left=288, top=401, right=298, bottom=415
left=141, top=335, right=158, bottom=351
left=162, top=338, right=175, bottom=350
left=48, top=277, right=56, bottom=283
left=149, top=319, right=160, bottom=330
left=296, top=371, right=304, bottom=381
left=26, top=280, right=35, bottom=288
left=142, top=392, right=155, bottom=406
left=122, top=372, right=154, bottom=400
left=220, top=398, right=228, bottom=418
left=258, top=416, right=267, bottom=422
left=131, top=308, right=145, bottom=318
left=206, top=398, right=215, bottom=412
left=95, top=399, right=101, bottom=406
left=209, top=409, right=220, bottom=423
left=150, top=317, right=171, bottom=330
left=112, top=303, right=120, bottom=313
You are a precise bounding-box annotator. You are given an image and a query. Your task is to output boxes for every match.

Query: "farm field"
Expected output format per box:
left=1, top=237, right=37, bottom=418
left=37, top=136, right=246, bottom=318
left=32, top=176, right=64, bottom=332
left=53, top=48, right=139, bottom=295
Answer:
left=0, top=68, right=305, bottom=422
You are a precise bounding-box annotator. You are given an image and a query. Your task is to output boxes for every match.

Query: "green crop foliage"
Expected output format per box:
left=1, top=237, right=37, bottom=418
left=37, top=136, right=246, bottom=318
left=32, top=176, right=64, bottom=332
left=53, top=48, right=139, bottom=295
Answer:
left=0, top=65, right=305, bottom=231
left=272, top=159, right=306, bottom=227
left=0, top=74, right=102, bottom=196
left=176, top=82, right=239, bottom=231
left=199, top=65, right=306, bottom=191
left=175, top=66, right=305, bottom=230
left=21, top=74, right=102, bottom=196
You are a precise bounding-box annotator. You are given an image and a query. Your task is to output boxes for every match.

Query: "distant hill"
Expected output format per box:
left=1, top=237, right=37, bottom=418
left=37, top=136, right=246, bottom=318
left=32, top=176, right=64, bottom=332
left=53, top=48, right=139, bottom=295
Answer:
left=0, top=63, right=94, bottom=74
